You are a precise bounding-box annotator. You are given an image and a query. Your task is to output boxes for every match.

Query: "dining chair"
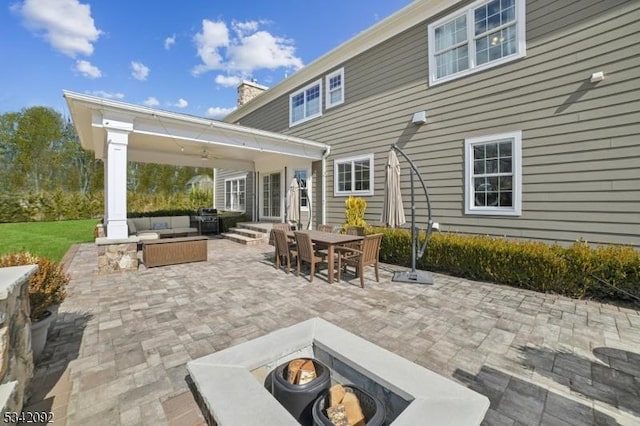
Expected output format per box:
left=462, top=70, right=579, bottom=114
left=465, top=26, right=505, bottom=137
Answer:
left=345, top=226, right=365, bottom=236
left=317, top=224, right=335, bottom=233
left=337, top=233, right=383, bottom=288
left=273, top=228, right=296, bottom=273
left=293, top=231, right=327, bottom=282
left=270, top=222, right=292, bottom=246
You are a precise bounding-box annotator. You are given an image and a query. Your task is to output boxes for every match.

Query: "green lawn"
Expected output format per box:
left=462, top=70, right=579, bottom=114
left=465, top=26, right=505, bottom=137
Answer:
left=0, top=219, right=98, bottom=262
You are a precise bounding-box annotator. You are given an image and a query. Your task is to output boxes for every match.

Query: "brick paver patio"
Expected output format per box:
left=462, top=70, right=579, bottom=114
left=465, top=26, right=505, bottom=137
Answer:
left=23, top=238, right=640, bottom=425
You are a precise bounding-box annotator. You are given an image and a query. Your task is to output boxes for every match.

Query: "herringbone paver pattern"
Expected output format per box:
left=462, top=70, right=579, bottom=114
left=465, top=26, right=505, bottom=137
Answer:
left=24, top=239, right=640, bottom=425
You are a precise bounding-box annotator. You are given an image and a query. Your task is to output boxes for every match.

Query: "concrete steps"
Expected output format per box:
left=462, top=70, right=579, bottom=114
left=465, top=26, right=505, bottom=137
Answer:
left=221, top=223, right=270, bottom=246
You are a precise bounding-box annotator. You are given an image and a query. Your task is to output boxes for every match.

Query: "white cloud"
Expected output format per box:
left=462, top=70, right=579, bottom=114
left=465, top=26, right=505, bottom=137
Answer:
left=192, top=20, right=302, bottom=79
left=173, top=98, right=188, bottom=108
left=164, top=34, right=176, bottom=50
left=206, top=106, right=236, bottom=119
left=131, top=61, right=150, bottom=81
left=88, top=90, right=124, bottom=99
left=75, top=60, right=101, bottom=79
left=232, top=20, right=259, bottom=37
left=215, top=75, right=242, bottom=87
left=228, top=30, right=303, bottom=72
left=192, top=20, right=229, bottom=76
left=13, top=0, right=101, bottom=58
left=143, top=97, right=160, bottom=107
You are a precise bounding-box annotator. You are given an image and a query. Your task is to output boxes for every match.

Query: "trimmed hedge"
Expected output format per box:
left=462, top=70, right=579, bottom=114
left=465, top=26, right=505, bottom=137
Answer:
left=369, top=226, right=640, bottom=303
left=0, top=190, right=213, bottom=223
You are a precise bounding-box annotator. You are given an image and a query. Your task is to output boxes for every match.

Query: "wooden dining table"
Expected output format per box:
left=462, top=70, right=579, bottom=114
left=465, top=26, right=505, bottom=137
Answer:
left=288, top=230, right=364, bottom=283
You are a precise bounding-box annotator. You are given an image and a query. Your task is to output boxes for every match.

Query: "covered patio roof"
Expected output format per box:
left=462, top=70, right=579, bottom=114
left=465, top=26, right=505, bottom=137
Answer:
left=63, top=90, right=329, bottom=172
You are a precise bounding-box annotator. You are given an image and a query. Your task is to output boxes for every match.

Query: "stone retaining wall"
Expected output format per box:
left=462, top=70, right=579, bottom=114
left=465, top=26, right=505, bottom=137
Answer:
left=0, top=265, right=36, bottom=419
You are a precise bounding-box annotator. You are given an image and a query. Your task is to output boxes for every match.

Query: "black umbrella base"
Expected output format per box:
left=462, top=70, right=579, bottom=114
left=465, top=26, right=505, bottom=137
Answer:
left=392, top=270, right=433, bottom=285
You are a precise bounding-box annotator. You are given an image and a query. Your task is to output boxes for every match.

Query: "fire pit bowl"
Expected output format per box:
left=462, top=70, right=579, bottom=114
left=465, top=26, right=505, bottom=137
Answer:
left=312, top=384, right=385, bottom=426
left=271, top=358, right=331, bottom=425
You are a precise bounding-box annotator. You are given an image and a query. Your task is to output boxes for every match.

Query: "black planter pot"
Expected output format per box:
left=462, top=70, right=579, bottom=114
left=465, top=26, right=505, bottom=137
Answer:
left=271, top=358, right=331, bottom=425
left=312, top=384, right=386, bottom=426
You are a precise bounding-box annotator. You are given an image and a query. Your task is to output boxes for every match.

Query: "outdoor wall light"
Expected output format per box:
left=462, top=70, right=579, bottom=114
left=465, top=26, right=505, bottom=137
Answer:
left=412, top=111, right=427, bottom=125
left=590, top=71, right=605, bottom=83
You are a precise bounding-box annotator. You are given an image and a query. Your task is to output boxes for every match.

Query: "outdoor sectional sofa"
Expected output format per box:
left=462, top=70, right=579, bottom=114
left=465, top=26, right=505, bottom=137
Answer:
left=127, top=216, right=198, bottom=239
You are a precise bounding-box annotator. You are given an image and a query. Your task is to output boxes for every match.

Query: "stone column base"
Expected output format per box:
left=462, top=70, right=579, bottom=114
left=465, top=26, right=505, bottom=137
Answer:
left=96, top=239, right=138, bottom=274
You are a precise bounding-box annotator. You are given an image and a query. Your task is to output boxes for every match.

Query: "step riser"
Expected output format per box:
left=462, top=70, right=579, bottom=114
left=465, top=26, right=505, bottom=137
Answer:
left=222, top=223, right=271, bottom=245
left=229, top=228, right=267, bottom=238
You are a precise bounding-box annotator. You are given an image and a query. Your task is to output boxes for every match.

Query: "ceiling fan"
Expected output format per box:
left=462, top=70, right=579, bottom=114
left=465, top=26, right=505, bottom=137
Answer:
left=180, top=146, right=217, bottom=160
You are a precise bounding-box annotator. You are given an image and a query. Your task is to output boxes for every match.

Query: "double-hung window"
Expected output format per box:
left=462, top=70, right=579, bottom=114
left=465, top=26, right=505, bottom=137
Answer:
left=428, top=0, right=525, bottom=85
left=334, top=154, right=374, bottom=196
left=325, top=68, right=344, bottom=108
left=293, top=170, right=309, bottom=208
left=225, top=176, right=246, bottom=211
left=290, top=80, right=322, bottom=126
left=465, top=131, right=521, bottom=216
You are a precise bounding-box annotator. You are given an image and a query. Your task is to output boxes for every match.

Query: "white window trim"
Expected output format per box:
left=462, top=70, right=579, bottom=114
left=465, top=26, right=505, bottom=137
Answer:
left=224, top=174, right=247, bottom=212
left=325, top=68, right=345, bottom=109
left=465, top=131, right=522, bottom=216
left=289, top=79, right=323, bottom=127
left=334, top=153, right=375, bottom=197
left=428, top=0, right=526, bottom=86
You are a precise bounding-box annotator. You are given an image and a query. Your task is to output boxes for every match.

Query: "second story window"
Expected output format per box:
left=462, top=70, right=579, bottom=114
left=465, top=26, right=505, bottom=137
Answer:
left=290, top=80, right=322, bottom=126
left=325, top=68, right=344, bottom=108
left=428, top=0, right=526, bottom=85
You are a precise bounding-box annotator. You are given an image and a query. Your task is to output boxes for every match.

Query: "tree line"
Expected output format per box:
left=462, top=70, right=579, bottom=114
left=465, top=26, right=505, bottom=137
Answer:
left=0, top=106, right=211, bottom=196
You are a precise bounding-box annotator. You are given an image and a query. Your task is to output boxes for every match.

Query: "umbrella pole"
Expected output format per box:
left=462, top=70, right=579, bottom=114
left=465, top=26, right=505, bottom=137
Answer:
left=297, top=177, right=302, bottom=230
left=410, top=167, right=416, bottom=273
left=391, top=144, right=434, bottom=285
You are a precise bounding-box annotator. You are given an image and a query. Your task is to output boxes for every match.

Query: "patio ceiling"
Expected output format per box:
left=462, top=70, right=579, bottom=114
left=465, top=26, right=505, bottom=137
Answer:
left=63, top=91, right=328, bottom=171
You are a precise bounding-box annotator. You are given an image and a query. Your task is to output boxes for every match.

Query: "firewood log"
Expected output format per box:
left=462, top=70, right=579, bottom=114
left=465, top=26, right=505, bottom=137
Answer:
left=342, top=392, right=365, bottom=426
left=287, top=359, right=305, bottom=384
left=297, top=359, right=317, bottom=384
left=327, top=404, right=349, bottom=426
left=329, top=384, right=346, bottom=407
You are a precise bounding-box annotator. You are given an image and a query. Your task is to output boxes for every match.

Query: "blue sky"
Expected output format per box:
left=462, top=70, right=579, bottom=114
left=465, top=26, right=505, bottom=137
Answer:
left=1, top=0, right=412, bottom=119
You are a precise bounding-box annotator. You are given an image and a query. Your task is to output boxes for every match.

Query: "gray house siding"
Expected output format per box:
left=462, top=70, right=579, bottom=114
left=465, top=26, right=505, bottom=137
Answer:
left=234, top=0, right=640, bottom=247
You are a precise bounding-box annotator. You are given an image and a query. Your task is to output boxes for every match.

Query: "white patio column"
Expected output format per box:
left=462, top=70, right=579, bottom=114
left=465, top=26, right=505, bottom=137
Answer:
left=103, top=118, right=132, bottom=239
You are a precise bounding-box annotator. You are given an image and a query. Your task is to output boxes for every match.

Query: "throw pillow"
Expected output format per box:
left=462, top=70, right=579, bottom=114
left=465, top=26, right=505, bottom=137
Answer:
left=127, top=219, right=137, bottom=234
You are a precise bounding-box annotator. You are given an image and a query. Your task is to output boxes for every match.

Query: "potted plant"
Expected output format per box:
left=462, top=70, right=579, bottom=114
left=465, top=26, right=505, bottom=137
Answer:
left=0, top=252, right=69, bottom=361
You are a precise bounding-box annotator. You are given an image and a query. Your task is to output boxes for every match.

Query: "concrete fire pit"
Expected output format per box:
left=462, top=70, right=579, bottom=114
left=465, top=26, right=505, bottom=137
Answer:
left=187, top=317, right=489, bottom=425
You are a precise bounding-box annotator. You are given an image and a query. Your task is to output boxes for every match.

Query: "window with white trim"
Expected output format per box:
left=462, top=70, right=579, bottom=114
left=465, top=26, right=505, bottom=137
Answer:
left=325, top=68, right=344, bottom=108
left=293, top=170, right=309, bottom=208
left=428, top=0, right=526, bottom=85
left=465, top=131, right=522, bottom=216
left=225, top=176, right=246, bottom=211
left=289, top=80, right=322, bottom=126
left=334, top=154, right=374, bottom=196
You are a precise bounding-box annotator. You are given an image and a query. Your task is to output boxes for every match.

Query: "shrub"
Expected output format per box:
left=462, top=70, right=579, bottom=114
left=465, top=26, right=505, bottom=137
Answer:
left=218, top=212, right=250, bottom=233
left=343, top=196, right=367, bottom=231
left=0, top=252, right=69, bottom=321
left=370, top=226, right=640, bottom=303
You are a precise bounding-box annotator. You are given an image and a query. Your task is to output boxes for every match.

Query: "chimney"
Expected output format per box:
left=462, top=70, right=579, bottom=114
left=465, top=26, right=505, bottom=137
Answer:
left=237, top=79, right=268, bottom=107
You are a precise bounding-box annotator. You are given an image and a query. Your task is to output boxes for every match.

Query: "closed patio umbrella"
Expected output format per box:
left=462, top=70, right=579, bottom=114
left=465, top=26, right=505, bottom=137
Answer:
left=381, top=149, right=406, bottom=227
left=287, top=178, right=300, bottom=225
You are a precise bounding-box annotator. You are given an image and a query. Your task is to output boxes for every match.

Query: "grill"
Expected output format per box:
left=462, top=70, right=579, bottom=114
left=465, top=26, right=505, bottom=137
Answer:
left=191, top=208, right=219, bottom=235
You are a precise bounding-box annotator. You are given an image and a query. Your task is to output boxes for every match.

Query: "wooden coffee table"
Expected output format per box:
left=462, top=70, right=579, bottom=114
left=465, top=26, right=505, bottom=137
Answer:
left=142, top=236, right=208, bottom=267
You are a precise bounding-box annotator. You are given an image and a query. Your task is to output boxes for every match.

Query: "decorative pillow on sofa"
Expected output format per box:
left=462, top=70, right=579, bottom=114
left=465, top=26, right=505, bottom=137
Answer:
left=152, top=222, right=169, bottom=230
